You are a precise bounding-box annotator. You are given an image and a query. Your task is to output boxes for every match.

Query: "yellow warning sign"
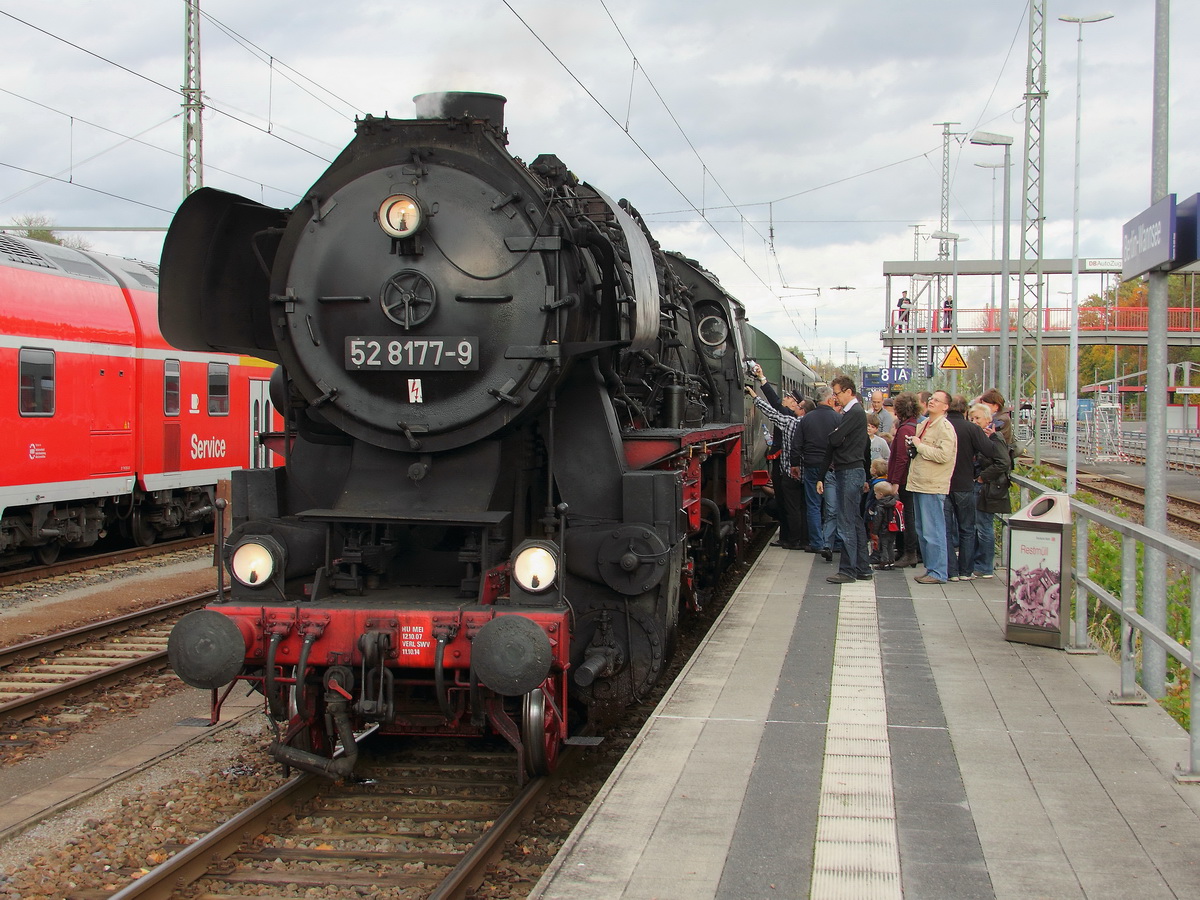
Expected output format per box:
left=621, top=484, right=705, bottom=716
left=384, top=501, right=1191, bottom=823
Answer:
left=940, top=345, right=968, bottom=370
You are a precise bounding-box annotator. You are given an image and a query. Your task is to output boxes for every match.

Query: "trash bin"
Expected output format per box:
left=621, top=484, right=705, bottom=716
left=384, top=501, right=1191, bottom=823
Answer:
left=1005, top=492, right=1072, bottom=649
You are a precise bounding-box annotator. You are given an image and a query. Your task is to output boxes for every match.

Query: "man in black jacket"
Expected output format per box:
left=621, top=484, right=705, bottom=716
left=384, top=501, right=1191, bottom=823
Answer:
left=944, top=395, right=1003, bottom=580
left=795, top=385, right=840, bottom=557
left=816, top=375, right=873, bottom=584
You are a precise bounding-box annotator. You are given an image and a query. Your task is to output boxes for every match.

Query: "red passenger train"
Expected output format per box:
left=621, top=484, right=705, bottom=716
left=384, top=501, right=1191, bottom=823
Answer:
left=0, top=232, right=276, bottom=566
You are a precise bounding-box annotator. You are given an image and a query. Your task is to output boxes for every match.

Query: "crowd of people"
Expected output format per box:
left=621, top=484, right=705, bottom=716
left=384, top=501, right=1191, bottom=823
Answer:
left=748, top=367, right=1014, bottom=586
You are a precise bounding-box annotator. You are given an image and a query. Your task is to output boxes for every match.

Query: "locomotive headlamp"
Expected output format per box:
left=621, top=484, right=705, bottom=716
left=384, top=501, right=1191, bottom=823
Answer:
left=230, top=536, right=285, bottom=588
left=512, top=541, right=559, bottom=594
left=378, top=194, right=425, bottom=239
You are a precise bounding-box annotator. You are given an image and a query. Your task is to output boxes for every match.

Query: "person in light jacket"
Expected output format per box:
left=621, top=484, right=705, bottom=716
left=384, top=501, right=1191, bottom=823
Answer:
left=905, top=389, right=957, bottom=584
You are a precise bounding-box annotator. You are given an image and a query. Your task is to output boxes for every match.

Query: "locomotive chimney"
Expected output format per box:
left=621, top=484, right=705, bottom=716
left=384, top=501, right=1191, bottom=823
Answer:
left=413, top=91, right=506, bottom=128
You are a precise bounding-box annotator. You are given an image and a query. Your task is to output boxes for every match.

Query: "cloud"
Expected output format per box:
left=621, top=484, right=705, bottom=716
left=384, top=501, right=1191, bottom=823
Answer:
left=0, top=0, right=1193, bottom=357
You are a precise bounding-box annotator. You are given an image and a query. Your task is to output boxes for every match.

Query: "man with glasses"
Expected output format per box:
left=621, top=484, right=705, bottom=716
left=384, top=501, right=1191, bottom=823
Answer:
left=905, top=389, right=958, bottom=584
left=816, top=376, right=872, bottom=584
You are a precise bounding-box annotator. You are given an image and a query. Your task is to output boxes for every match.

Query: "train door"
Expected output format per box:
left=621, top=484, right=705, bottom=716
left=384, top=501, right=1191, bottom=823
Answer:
left=249, top=378, right=274, bottom=468
left=89, top=353, right=135, bottom=476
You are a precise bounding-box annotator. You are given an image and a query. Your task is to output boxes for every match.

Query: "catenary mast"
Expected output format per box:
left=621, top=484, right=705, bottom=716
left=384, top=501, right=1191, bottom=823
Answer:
left=1017, top=0, right=1048, bottom=459
left=183, top=0, right=203, bottom=196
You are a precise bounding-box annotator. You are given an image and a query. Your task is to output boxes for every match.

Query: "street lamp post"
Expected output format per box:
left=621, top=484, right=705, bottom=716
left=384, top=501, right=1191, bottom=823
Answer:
left=970, top=131, right=1013, bottom=406
left=1060, top=12, right=1114, bottom=494
left=930, top=231, right=964, bottom=392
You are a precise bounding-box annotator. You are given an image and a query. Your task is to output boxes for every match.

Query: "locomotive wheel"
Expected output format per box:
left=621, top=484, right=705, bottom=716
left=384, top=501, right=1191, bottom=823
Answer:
left=34, top=543, right=61, bottom=565
left=130, top=509, right=157, bottom=548
left=574, top=599, right=667, bottom=708
left=521, top=687, right=561, bottom=776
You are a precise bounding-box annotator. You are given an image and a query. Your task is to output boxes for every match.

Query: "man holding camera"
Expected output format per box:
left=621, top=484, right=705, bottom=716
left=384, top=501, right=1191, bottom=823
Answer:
left=905, top=389, right=958, bottom=584
left=746, top=363, right=807, bottom=549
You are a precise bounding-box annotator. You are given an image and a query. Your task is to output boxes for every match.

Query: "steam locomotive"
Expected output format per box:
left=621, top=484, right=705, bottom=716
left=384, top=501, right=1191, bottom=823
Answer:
left=164, top=92, right=814, bottom=779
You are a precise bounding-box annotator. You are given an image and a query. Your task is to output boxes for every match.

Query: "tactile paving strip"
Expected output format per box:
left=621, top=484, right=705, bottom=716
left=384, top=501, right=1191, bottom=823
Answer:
left=809, top=581, right=902, bottom=898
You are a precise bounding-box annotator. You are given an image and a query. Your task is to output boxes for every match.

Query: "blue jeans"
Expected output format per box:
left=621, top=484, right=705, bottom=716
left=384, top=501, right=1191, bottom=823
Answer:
left=912, top=492, right=948, bottom=581
left=944, top=490, right=976, bottom=579
left=972, top=483, right=996, bottom=575
left=819, top=473, right=843, bottom=553
left=803, top=467, right=826, bottom=549
left=832, top=467, right=870, bottom=577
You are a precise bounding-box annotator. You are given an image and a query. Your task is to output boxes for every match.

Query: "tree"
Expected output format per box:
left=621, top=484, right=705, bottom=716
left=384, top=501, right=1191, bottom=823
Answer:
left=8, top=214, right=91, bottom=250
left=783, top=346, right=809, bottom=365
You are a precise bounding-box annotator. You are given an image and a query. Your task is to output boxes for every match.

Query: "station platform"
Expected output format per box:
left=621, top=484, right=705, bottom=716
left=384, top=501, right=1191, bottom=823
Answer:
left=531, top=544, right=1200, bottom=899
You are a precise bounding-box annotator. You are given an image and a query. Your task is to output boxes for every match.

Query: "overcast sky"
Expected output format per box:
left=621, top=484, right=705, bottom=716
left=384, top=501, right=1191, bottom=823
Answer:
left=1, top=1, right=1195, bottom=368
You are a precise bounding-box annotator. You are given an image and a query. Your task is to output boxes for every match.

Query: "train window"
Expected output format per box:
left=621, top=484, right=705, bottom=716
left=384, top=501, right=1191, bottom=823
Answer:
left=697, top=313, right=729, bottom=359
left=164, top=359, right=180, bottom=416
left=19, top=348, right=54, bottom=416
left=208, top=363, right=230, bottom=415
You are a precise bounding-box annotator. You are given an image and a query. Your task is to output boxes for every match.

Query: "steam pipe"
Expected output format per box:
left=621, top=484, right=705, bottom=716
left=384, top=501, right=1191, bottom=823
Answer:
left=264, top=632, right=288, bottom=721
left=269, top=698, right=359, bottom=778
left=294, top=634, right=316, bottom=713
left=434, top=635, right=454, bottom=722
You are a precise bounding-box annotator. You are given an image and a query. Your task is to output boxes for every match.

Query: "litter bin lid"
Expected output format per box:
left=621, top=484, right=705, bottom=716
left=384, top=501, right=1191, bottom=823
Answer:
left=1010, top=491, right=1072, bottom=524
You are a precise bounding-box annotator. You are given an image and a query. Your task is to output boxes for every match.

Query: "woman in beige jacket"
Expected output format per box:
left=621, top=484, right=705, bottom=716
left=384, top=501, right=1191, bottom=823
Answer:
left=906, top=390, right=957, bottom=583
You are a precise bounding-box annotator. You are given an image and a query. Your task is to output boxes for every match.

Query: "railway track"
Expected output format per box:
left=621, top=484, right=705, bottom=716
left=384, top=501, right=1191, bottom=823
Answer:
left=104, top=738, right=556, bottom=900
left=0, top=536, right=214, bottom=589
left=0, top=593, right=210, bottom=724
left=1037, top=460, right=1200, bottom=537
left=0, top=530, right=772, bottom=897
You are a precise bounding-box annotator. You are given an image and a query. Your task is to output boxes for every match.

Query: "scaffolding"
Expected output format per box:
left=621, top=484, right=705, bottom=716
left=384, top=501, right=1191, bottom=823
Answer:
left=1086, top=401, right=1127, bottom=462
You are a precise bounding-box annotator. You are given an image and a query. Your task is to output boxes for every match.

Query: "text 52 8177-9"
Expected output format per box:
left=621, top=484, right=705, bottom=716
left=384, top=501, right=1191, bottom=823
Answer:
left=345, top=336, right=478, bottom=370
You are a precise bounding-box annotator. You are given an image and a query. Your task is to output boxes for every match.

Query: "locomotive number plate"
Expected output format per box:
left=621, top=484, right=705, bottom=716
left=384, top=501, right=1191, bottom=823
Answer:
left=345, top=336, right=479, bottom=371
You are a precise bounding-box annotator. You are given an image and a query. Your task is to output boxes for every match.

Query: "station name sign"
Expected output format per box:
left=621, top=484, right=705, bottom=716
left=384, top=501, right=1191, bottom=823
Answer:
left=1122, top=195, right=1175, bottom=280
left=1122, top=193, right=1199, bottom=281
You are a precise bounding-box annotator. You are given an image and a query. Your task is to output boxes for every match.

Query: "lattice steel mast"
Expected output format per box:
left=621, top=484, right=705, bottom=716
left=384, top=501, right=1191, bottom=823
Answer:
left=1017, top=0, right=1049, bottom=458
left=183, top=0, right=204, bottom=196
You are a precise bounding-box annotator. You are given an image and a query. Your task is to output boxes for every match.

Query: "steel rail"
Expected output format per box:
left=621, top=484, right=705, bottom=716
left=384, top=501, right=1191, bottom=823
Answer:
left=1039, top=461, right=1200, bottom=534
left=0, top=536, right=214, bottom=588
left=0, top=593, right=211, bottom=721
left=429, top=772, right=552, bottom=900
left=0, top=592, right=212, bottom=665
left=106, top=725, right=383, bottom=900
left=106, top=770, right=321, bottom=900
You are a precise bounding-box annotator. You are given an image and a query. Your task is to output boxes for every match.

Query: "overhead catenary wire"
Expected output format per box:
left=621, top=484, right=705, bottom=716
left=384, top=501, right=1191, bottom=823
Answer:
left=503, top=0, right=823, bottom=355
left=0, top=3, right=1034, bottom=365
left=197, top=8, right=363, bottom=123
left=0, top=7, right=336, bottom=216
left=0, top=88, right=300, bottom=206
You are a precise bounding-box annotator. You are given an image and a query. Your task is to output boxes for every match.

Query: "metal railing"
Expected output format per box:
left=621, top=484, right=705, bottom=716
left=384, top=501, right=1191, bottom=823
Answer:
left=1039, top=427, right=1200, bottom=472
left=1014, top=473, right=1200, bottom=779
left=888, top=305, right=1200, bottom=334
